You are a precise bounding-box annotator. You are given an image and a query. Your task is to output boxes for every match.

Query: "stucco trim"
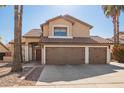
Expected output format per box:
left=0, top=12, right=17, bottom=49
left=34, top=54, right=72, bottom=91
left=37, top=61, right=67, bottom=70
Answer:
left=107, top=47, right=111, bottom=63
left=42, top=46, right=46, bottom=64
left=24, top=43, right=29, bottom=61
left=85, top=46, right=89, bottom=64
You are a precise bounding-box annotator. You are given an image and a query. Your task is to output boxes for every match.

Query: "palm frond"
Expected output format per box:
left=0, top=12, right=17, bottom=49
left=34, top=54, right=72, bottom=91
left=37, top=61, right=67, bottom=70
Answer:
left=0, top=5, right=6, bottom=8
left=121, top=5, right=124, bottom=12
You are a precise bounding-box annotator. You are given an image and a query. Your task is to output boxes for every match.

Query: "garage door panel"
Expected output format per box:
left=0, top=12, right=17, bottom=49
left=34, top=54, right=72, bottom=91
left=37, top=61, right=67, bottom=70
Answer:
left=46, top=47, right=85, bottom=64
left=89, top=47, right=107, bottom=64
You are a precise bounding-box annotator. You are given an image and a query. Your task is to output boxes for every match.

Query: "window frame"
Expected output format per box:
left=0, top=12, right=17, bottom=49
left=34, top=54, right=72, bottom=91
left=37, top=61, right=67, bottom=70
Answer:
left=49, top=25, right=72, bottom=38
left=54, top=27, right=67, bottom=36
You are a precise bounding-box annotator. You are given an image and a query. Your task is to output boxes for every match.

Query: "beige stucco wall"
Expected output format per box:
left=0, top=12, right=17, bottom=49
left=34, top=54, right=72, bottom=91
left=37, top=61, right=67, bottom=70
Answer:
left=25, top=37, right=40, bottom=43
left=72, top=21, right=90, bottom=37
left=3, top=56, right=13, bottom=62
left=119, top=34, right=124, bottom=39
left=43, top=24, right=49, bottom=37
left=7, top=44, right=14, bottom=56
left=42, top=17, right=90, bottom=37
left=0, top=44, right=8, bottom=52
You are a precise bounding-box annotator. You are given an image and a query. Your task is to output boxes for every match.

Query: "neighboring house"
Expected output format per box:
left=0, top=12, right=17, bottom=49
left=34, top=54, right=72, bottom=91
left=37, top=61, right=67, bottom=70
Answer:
left=8, top=29, right=42, bottom=62
left=107, top=31, right=124, bottom=48
left=0, top=42, right=9, bottom=61
left=118, top=32, right=124, bottom=45
left=8, top=14, right=113, bottom=64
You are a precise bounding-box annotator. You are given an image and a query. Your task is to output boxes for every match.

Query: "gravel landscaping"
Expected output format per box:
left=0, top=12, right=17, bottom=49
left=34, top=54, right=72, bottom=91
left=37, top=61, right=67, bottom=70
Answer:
left=25, top=66, right=44, bottom=81
left=0, top=63, right=43, bottom=87
left=18, top=66, right=44, bottom=86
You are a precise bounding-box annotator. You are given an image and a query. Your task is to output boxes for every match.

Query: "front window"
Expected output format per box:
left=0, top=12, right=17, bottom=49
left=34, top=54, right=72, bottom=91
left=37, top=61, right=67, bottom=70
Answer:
left=54, top=27, right=67, bottom=36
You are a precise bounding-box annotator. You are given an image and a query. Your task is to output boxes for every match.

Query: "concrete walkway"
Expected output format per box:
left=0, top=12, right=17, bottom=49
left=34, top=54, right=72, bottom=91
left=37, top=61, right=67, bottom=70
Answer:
left=0, top=63, right=8, bottom=67
left=36, top=62, right=124, bottom=87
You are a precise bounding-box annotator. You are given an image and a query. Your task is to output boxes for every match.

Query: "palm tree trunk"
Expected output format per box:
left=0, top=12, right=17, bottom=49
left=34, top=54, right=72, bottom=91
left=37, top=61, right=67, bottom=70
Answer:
left=11, top=5, right=22, bottom=72
left=116, top=15, right=119, bottom=45
left=113, top=15, right=120, bottom=47
left=19, top=5, right=23, bottom=62
left=113, top=16, right=117, bottom=46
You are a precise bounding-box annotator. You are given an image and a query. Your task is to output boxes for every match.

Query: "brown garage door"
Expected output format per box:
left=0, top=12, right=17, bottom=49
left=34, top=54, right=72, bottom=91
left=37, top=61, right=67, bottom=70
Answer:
left=89, top=47, right=107, bottom=64
left=46, top=47, right=85, bottom=64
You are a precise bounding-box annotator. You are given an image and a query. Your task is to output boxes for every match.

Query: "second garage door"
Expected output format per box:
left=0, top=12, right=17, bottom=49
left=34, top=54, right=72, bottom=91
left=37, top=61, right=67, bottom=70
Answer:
left=46, top=47, right=85, bottom=64
left=89, top=47, right=107, bottom=64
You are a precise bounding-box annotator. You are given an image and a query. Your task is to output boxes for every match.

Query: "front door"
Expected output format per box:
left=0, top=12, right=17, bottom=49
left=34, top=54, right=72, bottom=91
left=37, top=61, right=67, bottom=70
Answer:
left=36, top=49, right=41, bottom=61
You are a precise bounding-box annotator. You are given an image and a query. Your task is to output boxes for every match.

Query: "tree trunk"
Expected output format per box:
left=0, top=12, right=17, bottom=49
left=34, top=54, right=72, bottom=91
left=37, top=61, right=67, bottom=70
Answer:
left=113, top=16, right=117, bottom=46
left=113, top=15, right=119, bottom=47
left=116, top=15, right=119, bottom=45
left=11, top=5, right=22, bottom=72
left=19, top=5, right=23, bottom=62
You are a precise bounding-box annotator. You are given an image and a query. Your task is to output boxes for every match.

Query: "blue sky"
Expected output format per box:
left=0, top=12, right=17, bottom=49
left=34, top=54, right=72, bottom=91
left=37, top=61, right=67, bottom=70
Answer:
left=0, top=5, right=124, bottom=44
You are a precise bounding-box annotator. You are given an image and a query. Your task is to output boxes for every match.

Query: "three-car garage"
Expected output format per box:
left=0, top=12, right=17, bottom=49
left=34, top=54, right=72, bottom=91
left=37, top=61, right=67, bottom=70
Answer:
left=42, top=45, right=110, bottom=65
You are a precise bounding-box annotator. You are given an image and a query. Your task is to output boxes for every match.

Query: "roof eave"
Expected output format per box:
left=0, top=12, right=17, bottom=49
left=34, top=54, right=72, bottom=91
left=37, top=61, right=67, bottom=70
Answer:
left=0, top=42, right=9, bottom=51
left=23, top=36, right=40, bottom=38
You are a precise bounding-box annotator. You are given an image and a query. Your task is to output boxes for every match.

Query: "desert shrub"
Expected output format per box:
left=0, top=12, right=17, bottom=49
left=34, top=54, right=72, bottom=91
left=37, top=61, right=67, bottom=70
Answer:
left=112, top=46, right=124, bottom=63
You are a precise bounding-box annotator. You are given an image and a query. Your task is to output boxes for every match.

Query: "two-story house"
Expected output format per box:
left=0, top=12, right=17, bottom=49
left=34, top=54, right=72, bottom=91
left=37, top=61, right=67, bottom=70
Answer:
left=8, top=14, right=113, bottom=64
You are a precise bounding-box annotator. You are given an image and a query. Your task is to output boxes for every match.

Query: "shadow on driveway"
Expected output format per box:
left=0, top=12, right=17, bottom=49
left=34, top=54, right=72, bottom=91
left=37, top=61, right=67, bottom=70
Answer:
left=38, top=63, right=124, bottom=83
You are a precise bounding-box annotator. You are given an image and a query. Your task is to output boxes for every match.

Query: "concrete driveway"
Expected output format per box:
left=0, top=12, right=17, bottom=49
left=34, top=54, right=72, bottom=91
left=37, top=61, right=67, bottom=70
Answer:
left=36, top=62, right=124, bottom=87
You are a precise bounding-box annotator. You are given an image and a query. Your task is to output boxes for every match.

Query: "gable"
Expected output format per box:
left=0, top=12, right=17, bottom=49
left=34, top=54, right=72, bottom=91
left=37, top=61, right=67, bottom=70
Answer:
left=49, top=18, right=73, bottom=26
left=46, top=15, right=74, bottom=24
left=49, top=18, right=73, bottom=37
left=64, top=15, right=93, bottom=29
left=41, top=14, right=93, bottom=37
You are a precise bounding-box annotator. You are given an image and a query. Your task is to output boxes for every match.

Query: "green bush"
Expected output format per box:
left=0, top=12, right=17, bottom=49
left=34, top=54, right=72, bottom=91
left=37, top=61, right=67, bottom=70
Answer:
left=112, top=46, right=124, bottom=63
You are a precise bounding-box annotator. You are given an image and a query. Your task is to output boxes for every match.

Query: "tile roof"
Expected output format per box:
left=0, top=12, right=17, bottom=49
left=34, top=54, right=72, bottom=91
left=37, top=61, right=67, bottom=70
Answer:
left=40, top=36, right=113, bottom=45
left=23, top=29, right=42, bottom=38
left=107, top=38, right=124, bottom=44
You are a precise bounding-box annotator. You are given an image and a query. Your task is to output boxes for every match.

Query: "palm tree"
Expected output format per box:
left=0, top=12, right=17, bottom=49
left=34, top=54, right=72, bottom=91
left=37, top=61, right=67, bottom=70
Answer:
left=102, top=5, right=124, bottom=46
left=11, top=5, right=23, bottom=72
left=0, top=5, right=23, bottom=72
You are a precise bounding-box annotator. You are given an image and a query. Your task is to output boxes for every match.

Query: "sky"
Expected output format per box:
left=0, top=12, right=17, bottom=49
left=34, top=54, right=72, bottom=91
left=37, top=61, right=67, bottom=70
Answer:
left=0, top=5, right=124, bottom=44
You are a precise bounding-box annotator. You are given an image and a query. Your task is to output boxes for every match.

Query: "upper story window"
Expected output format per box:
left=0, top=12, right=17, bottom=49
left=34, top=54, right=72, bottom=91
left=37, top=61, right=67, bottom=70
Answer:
left=54, top=27, right=67, bottom=36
